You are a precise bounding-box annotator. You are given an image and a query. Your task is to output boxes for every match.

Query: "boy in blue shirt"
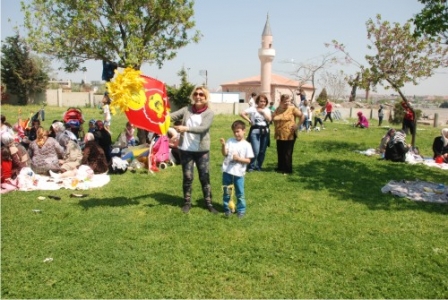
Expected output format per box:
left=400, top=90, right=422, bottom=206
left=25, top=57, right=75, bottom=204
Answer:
left=220, top=120, right=254, bottom=218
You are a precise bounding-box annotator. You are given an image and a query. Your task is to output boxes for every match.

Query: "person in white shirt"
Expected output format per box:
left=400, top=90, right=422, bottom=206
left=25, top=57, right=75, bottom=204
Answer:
left=248, top=92, right=256, bottom=107
left=170, top=86, right=217, bottom=214
left=102, top=94, right=112, bottom=131
left=299, top=100, right=311, bottom=131
left=240, top=94, right=271, bottom=171
left=220, top=120, right=254, bottom=218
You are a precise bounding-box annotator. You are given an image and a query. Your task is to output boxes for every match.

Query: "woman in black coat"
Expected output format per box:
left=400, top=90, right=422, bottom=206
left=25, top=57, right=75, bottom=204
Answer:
left=93, top=120, right=112, bottom=163
left=432, top=128, right=448, bottom=163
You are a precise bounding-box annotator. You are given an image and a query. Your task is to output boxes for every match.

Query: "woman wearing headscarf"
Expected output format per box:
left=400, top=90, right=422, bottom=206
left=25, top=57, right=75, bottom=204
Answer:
left=170, top=86, right=218, bottom=214
left=93, top=120, right=112, bottom=163
left=378, top=128, right=396, bottom=158
left=1, top=131, right=30, bottom=177
left=385, top=130, right=410, bottom=162
left=432, top=128, right=448, bottom=163
left=28, top=127, right=65, bottom=174
left=272, top=94, right=305, bottom=175
left=52, top=121, right=83, bottom=173
left=0, top=115, right=14, bottom=138
left=355, top=111, right=369, bottom=128
left=81, top=132, right=109, bottom=174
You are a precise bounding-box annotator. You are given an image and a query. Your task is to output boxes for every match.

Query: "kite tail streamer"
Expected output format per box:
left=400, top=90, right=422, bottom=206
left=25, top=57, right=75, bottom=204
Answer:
left=223, top=184, right=236, bottom=213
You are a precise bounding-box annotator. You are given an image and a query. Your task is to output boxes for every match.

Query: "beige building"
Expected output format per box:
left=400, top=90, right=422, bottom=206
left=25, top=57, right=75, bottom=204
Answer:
left=220, top=15, right=314, bottom=105
left=221, top=73, right=314, bottom=105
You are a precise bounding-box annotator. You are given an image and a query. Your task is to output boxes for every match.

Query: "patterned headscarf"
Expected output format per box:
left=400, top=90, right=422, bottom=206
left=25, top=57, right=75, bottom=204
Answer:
left=391, top=130, right=406, bottom=146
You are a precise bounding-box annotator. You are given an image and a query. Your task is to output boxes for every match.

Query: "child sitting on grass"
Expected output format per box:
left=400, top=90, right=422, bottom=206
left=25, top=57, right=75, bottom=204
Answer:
left=219, top=120, right=254, bottom=219
left=1, top=146, right=18, bottom=194
left=125, top=122, right=136, bottom=146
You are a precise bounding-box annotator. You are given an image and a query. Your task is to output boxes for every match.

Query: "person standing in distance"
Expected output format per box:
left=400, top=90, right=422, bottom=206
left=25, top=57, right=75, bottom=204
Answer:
left=170, top=86, right=218, bottom=214
left=378, top=104, right=384, bottom=126
left=323, top=99, right=333, bottom=123
left=248, top=92, right=256, bottom=107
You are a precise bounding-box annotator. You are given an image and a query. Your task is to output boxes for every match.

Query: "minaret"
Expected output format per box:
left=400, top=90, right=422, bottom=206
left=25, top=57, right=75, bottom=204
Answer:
left=258, top=14, right=275, bottom=98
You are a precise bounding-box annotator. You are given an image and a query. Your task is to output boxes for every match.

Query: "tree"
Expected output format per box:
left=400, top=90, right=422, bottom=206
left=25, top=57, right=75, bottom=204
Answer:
left=1, top=34, right=49, bottom=104
left=329, top=15, right=447, bottom=146
left=440, top=101, right=448, bottom=108
left=167, top=67, right=195, bottom=109
left=316, top=88, right=328, bottom=107
left=318, top=70, right=348, bottom=101
left=284, top=53, right=338, bottom=102
left=390, top=102, right=422, bottom=125
left=413, top=0, right=448, bottom=44
left=332, top=15, right=447, bottom=101
left=21, top=0, right=201, bottom=72
left=363, top=15, right=447, bottom=108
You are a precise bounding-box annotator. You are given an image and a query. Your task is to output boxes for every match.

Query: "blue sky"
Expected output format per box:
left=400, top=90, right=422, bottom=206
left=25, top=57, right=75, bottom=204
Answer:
left=2, top=0, right=447, bottom=96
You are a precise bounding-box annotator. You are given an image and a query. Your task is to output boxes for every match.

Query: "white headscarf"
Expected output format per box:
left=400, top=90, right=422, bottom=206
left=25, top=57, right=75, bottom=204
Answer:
left=1, top=131, right=14, bottom=146
left=84, top=132, right=95, bottom=142
left=441, top=128, right=448, bottom=147
left=52, top=121, right=65, bottom=133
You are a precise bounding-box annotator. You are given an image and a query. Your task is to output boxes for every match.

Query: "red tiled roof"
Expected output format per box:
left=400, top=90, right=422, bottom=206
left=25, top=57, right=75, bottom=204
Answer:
left=221, top=73, right=314, bottom=89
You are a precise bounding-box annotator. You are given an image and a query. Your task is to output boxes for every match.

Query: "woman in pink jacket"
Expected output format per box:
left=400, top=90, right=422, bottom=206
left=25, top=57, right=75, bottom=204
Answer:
left=355, top=111, right=369, bottom=128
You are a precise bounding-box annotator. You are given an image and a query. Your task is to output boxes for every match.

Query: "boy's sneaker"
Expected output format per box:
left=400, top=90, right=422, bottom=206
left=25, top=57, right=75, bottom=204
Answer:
left=237, top=212, right=245, bottom=219
left=224, top=211, right=232, bottom=218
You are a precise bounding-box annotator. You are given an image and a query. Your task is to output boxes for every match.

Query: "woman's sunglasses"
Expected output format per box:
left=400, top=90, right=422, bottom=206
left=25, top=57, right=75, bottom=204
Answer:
left=193, top=92, right=205, bottom=97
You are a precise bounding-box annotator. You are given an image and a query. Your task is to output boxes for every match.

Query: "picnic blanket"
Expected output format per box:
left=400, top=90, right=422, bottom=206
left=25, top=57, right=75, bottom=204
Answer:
left=16, top=167, right=110, bottom=191
left=356, top=148, right=448, bottom=170
left=381, top=180, right=448, bottom=204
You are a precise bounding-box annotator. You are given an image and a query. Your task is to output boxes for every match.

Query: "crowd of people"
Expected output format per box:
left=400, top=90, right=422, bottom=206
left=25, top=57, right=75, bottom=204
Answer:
left=0, top=94, right=118, bottom=193
left=2, top=89, right=447, bottom=217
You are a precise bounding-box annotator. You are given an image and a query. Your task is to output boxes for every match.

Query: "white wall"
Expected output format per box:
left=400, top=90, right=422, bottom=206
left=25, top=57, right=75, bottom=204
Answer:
left=209, top=92, right=240, bottom=103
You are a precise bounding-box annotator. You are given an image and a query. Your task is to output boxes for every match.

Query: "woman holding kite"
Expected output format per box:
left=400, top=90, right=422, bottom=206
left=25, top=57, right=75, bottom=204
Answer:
left=170, top=86, right=218, bottom=214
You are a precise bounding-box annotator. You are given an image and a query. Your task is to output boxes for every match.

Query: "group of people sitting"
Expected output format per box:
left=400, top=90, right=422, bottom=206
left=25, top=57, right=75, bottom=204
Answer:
left=378, top=127, right=448, bottom=163
left=1, top=114, right=113, bottom=194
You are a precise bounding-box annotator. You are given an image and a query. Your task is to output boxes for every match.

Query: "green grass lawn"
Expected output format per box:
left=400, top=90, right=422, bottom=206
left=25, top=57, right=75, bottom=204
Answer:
left=1, top=104, right=447, bottom=298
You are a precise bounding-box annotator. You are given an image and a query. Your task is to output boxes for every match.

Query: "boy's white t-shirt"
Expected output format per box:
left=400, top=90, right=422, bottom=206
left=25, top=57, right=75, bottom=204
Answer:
left=222, top=138, right=254, bottom=177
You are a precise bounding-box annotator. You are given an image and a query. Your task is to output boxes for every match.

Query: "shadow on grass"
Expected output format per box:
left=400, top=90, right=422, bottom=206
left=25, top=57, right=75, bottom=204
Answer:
left=77, top=196, right=142, bottom=210
left=144, top=192, right=224, bottom=212
left=297, top=141, right=448, bottom=214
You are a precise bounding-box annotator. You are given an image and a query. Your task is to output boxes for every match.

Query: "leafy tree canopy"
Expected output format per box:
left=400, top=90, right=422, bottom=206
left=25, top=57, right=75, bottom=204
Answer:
left=413, top=0, right=448, bottom=44
left=316, top=88, right=328, bottom=107
left=1, top=34, right=49, bottom=104
left=167, top=67, right=195, bottom=109
left=21, top=0, right=201, bottom=72
left=330, top=15, right=448, bottom=103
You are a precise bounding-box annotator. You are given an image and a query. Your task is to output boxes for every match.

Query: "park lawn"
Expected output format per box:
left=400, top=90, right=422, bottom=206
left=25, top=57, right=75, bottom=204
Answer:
left=1, top=104, right=447, bottom=299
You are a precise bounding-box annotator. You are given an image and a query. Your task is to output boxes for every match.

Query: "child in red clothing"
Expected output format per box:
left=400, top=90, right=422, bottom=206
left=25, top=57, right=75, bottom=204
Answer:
left=1, top=146, right=18, bottom=194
